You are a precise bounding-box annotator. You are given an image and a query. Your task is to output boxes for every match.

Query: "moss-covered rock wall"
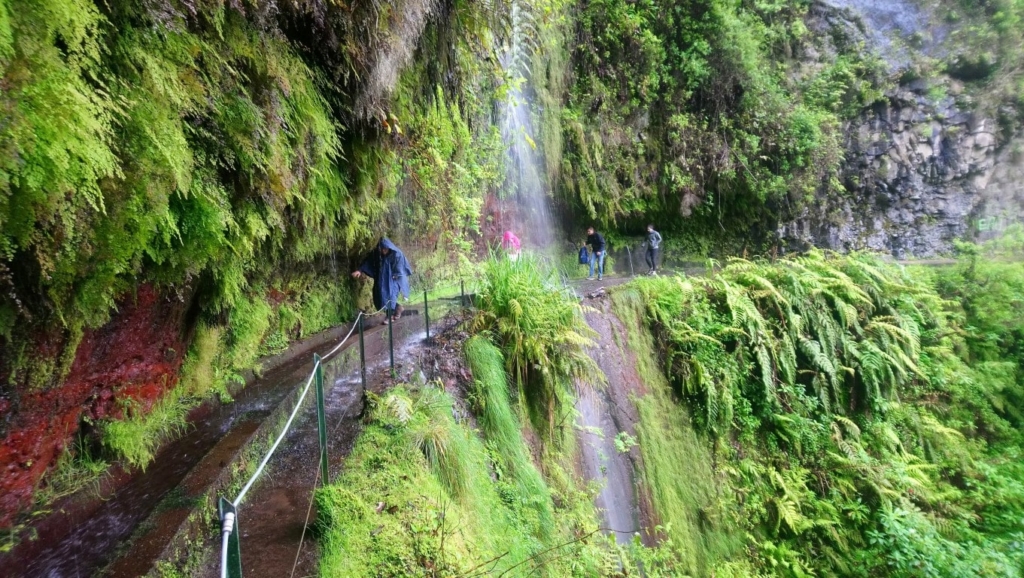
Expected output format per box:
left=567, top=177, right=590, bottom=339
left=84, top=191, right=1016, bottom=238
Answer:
left=0, top=0, right=517, bottom=526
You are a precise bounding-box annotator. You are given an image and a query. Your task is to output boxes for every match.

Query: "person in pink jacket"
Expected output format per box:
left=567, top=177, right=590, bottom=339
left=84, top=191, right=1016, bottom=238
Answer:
left=501, top=230, right=521, bottom=261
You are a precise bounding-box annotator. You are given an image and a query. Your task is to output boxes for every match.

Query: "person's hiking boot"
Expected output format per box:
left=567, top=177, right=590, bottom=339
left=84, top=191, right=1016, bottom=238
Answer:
left=586, top=276, right=594, bottom=281
left=393, top=304, right=404, bottom=321
left=597, top=274, right=602, bottom=281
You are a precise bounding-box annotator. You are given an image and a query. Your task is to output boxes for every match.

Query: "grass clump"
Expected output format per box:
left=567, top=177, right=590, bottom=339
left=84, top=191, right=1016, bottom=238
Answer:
left=316, top=384, right=542, bottom=577
left=464, top=335, right=554, bottom=539
left=318, top=380, right=680, bottom=576
left=472, top=254, right=599, bottom=437
left=33, top=436, right=109, bottom=506
left=100, top=390, right=190, bottom=470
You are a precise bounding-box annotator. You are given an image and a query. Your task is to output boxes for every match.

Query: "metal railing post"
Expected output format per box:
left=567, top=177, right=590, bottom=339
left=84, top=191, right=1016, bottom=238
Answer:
left=460, top=279, right=465, bottom=308
left=424, top=289, right=430, bottom=340
left=626, top=246, right=635, bottom=277
left=388, top=309, right=396, bottom=378
left=313, top=354, right=329, bottom=485
left=358, top=315, right=367, bottom=389
left=219, top=497, right=242, bottom=578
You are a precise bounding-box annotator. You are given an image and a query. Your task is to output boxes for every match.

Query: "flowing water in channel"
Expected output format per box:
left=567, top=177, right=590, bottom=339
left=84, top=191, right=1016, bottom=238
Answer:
left=5, top=318, right=430, bottom=578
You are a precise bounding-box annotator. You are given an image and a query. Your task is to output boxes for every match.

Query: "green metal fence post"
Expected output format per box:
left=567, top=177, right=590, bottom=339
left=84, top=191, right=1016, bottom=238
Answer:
left=424, top=289, right=430, bottom=340
left=460, top=279, right=465, bottom=308
left=313, top=354, right=329, bottom=485
left=219, top=497, right=242, bottom=578
left=388, top=309, right=396, bottom=378
left=358, top=315, right=367, bottom=391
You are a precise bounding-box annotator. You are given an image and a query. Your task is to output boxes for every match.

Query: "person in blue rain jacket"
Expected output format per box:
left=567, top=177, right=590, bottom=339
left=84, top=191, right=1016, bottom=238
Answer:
left=352, top=237, right=413, bottom=324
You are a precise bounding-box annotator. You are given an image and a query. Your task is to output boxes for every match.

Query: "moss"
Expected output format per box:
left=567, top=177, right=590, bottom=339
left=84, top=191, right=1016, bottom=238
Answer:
left=317, top=386, right=546, bottom=577
left=100, top=388, right=190, bottom=470
left=464, top=336, right=554, bottom=540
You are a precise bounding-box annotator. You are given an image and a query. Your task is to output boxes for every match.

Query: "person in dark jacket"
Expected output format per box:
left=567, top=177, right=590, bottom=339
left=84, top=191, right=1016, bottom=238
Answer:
left=352, top=237, right=413, bottom=324
left=643, top=224, right=662, bottom=275
left=585, top=227, right=606, bottom=280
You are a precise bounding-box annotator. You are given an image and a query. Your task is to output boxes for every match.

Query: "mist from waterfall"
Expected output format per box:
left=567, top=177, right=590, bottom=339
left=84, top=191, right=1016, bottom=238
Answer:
left=499, top=0, right=556, bottom=249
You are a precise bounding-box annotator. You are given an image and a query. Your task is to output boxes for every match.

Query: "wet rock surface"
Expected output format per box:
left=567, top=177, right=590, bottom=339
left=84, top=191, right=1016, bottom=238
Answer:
left=0, top=284, right=191, bottom=528
left=575, top=295, right=658, bottom=545
left=779, top=1, right=1024, bottom=257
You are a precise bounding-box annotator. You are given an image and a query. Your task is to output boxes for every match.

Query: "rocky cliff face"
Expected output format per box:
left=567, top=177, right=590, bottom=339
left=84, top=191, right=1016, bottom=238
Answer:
left=780, top=0, right=1023, bottom=257
left=0, top=285, right=191, bottom=526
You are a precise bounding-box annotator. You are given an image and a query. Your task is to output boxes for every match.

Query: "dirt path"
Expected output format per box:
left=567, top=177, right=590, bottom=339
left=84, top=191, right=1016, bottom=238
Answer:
left=196, top=311, right=450, bottom=578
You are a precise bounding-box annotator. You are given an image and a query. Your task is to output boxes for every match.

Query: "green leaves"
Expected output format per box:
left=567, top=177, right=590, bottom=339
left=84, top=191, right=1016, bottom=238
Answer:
left=473, top=254, right=599, bottom=437
left=628, top=250, right=1024, bottom=576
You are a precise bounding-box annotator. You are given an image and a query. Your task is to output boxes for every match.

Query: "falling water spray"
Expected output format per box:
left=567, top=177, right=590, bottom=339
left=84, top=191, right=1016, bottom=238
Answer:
left=499, top=0, right=556, bottom=249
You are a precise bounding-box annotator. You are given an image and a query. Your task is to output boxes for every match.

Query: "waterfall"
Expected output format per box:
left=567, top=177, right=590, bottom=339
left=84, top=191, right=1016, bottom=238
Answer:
left=499, top=0, right=555, bottom=248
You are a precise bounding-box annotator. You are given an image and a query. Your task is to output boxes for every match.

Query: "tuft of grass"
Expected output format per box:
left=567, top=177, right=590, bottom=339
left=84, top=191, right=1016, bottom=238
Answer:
left=33, top=436, right=109, bottom=505
left=473, top=254, right=599, bottom=437
left=177, top=324, right=222, bottom=399
left=465, top=335, right=554, bottom=539
left=101, top=390, right=190, bottom=470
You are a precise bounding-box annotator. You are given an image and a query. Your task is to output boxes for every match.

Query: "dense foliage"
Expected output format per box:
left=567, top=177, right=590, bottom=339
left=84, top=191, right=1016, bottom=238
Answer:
left=559, top=0, right=1024, bottom=251
left=315, top=372, right=673, bottom=576
left=0, top=0, right=517, bottom=490
left=0, top=0, right=508, bottom=381
left=620, top=249, right=1024, bottom=576
left=472, top=254, right=598, bottom=436
left=561, top=0, right=862, bottom=241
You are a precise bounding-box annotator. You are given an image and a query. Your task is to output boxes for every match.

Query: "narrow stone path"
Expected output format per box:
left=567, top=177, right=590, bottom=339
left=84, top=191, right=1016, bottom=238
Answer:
left=195, top=311, right=446, bottom=578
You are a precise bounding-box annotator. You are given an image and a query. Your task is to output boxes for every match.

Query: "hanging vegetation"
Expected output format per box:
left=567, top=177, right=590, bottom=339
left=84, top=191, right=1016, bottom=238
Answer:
left=472, top=254, right=599, bottom=437
left=619, top=248, right=1024, bottom=576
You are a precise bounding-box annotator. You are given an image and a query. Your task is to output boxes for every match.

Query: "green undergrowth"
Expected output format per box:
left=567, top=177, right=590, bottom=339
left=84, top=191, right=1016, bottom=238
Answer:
left=0, top=0, right=504, bottom=495
left=317, top=385, right=560, bottom=576
left=316, top=375, right=686, bottom=577
left=617, top=249, right=1024, bottom=576
left=611, top=288, right=739, bottom=575
left=101, top=384, right=192, bottom=471
left=32, top=436, right=108, bottom=507
left=472, top=254, right=599, bottom=437
left=464, top=336, right=555, bottom=540
left=561, top=0, right=860, bottom=240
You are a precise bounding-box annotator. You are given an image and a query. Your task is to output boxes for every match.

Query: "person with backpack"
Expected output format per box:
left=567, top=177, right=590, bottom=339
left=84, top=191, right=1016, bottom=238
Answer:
left=585, top=227, right=606, bottom=281
left=642, top=224, right=662, bottom=275
left=352, top=237, right=413, bottom=324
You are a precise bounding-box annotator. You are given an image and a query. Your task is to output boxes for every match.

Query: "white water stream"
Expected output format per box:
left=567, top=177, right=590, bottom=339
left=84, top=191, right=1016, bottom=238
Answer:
left=499, top=0, right=555, bottom=248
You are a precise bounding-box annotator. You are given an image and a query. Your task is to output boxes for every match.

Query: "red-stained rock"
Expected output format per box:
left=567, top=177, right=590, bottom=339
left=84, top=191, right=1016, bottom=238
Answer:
left=0, top=284, right=191, bottom=528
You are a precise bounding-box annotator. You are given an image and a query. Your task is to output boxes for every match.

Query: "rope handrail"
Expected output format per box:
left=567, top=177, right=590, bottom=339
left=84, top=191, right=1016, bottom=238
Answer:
left=232, top=307, right=375, bottom=508
left=221, top=288, right=477, bottom=577
left=221, top=309, right=371, bottom=578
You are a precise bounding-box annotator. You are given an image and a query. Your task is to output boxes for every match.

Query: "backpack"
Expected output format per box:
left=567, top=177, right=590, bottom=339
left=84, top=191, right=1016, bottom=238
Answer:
left=578, top=246, right=590, bottom=265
